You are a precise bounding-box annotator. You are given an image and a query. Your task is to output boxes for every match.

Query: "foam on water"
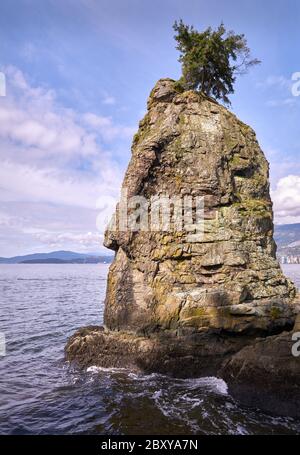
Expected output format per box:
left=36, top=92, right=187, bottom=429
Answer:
left=86, top=366, right=129, bottom=374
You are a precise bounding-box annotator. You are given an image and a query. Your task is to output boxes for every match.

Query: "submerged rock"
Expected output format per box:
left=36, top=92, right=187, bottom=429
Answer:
left=66, top=79, right=300, bottom=417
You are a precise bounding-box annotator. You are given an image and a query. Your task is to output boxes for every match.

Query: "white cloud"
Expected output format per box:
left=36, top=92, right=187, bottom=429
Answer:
left=33, top=230, right=102, bottom=250
left=256, top=74, right=299, bottom=108
left=0, top=160, right=118, bottom=210
left=0, top=211, right=14, bottom=227
left=272, top=175, right=300, bottom=223
left=266, top=98, right=297, bottom=107
left=82, top=112, right=136, bottom=141
left=102, top=94, right=116, bottom=105
left=0, top=66, right=100, bottom=160
left=263, top=75, right=292, bottom=89
left=257, top=75, right=292, bottom=91
left=0, top=66, right=131, bottom=255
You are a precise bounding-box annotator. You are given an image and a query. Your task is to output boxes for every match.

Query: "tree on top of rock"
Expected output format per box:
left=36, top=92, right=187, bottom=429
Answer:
left=173, top=20, right=260, bottom=105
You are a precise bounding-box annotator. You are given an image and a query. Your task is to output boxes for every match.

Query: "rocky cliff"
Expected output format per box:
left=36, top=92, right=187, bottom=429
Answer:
left=103, top=78, right=297, bottom=336
left=66, top=79, right=300, bottom=417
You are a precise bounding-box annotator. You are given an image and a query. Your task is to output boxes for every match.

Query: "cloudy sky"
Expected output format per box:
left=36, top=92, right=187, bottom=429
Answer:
left=0, top=0, right=299, bottom=257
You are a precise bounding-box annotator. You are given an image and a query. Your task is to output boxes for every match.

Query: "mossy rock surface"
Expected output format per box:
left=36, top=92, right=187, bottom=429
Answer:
left=103, top=78, right=298, bottom=335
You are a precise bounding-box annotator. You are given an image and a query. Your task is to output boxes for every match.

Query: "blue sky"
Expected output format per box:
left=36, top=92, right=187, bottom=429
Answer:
left=0, top=0, right=299, bottom=256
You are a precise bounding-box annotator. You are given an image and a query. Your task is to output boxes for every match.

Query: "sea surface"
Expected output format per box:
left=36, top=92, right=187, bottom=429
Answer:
left=0, top=263, right=300, bottom=435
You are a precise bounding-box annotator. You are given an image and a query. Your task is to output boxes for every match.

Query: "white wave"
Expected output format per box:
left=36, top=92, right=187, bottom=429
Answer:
left=176, top=376, right=228, bottom=395
left=127, top=372, right=163, bottom=381
left=86, top=365, right=128, bottom=374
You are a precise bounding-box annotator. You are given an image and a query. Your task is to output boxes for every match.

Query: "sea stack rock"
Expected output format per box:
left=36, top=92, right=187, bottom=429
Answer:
left=104, top=78, right=297, bottom=335
left=66, top=80, right=299, bottom=403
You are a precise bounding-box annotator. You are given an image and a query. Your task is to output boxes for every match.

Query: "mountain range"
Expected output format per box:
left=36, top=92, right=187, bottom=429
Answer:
left=274, top=223, right=300, bottom=260
left=274, top=223, right=300, bottom=247
left=0, top=224, right=299, bottom=264
left=0, top=250, right=113, bottom=264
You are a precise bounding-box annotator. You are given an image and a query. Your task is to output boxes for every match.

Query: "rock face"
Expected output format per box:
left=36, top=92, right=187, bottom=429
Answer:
left=104, top=78, right=297, bottom=336
left=66, top=78, right=300, bottom=417
left=221, top=320, right=300, bottom=418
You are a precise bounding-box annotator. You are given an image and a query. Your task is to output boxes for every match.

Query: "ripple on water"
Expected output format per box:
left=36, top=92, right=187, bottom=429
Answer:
left=0, top=263, right=300, bottom=435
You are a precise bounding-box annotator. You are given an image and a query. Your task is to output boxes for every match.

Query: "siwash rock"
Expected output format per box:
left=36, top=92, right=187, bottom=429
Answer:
left=103, top=78, right=297, bottom=336
left=66, top=79, right=300, bottom=415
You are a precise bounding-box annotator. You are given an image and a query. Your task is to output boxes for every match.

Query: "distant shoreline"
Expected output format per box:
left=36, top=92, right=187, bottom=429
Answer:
left=20, top=258, right=112, bottom=264
left=0, top=250, right=113, bottom=264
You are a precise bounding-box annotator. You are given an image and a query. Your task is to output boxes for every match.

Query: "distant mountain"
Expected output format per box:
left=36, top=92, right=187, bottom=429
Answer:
left=0, top=250, right=113, bottom=264
left=274, top=224, right=300, bottom=263
left=1, top=226, right=300, bottom=265
left=274, top=224, right=300, bottom=248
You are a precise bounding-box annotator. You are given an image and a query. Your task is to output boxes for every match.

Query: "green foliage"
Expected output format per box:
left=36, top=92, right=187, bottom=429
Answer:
left=270, top=306, right=282, bottom=320
left=173, top=20, right=260, bottom=105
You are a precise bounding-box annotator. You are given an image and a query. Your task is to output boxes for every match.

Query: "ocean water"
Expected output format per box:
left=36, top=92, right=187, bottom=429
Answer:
left=0, top=263, right=300, bottom=435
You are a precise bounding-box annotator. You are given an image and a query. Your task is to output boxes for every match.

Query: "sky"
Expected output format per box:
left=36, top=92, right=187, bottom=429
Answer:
left=0, top=0, right=299, bottom=256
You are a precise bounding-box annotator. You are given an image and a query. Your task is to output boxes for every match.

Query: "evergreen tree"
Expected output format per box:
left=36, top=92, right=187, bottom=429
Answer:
left=173, top=20, right=260, bottom=104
